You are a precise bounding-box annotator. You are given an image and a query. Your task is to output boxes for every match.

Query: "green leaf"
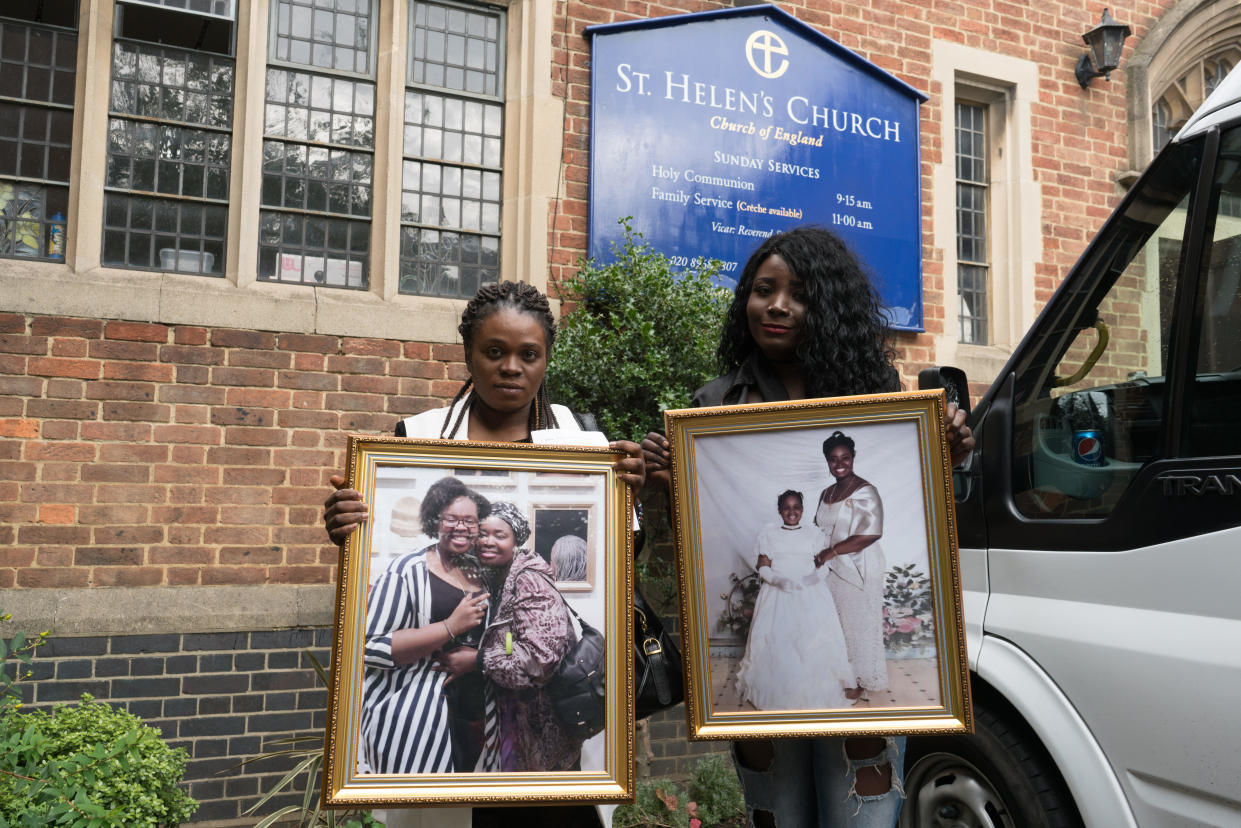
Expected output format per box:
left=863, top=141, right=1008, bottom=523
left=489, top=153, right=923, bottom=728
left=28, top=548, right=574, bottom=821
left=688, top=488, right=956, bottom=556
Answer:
left=254, top=805, right=306, bottom=828
left=241, top=754, right=320, bottom=815
left=0, top=693, right=197, bottom=826
left=307, top=650, right=331, bottom=687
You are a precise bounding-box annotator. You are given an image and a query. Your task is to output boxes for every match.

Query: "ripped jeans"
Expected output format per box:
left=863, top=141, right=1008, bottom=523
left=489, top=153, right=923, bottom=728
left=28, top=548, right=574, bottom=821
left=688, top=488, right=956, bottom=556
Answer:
left=733, top=736, right=905, bottom=828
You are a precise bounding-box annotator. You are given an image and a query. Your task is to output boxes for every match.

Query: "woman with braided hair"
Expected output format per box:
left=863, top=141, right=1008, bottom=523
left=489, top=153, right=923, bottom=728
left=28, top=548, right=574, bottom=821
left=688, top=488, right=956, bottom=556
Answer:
left=323, top=280, right=642, bottom=828
left=413, top=280, right=568, bottom=442
left=325, top=281, right=644, bottom=535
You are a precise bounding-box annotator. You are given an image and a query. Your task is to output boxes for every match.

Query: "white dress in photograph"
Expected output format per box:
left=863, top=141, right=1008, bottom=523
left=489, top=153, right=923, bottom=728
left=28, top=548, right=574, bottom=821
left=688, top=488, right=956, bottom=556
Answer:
left=734, top=523, right=853, bottom=710
left=814, top=484, right=889, bottom=691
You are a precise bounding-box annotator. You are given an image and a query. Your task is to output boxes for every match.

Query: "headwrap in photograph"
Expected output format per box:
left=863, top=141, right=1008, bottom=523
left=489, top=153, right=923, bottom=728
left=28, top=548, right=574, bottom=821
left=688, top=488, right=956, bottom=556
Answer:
left=488, top=500, right=531, bottom=547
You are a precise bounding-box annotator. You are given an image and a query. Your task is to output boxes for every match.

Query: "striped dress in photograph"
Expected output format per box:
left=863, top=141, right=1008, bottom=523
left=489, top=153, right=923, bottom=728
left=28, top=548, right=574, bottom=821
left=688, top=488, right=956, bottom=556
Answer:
left=362, top=546, right=456, bottom=774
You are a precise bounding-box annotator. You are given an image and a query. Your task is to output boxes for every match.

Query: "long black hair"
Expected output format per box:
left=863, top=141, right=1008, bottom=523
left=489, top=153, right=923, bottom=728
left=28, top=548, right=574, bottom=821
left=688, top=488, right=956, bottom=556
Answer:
left=441, top=281, right=560, bottom=437
left=718, top=227, right=899, bottom=397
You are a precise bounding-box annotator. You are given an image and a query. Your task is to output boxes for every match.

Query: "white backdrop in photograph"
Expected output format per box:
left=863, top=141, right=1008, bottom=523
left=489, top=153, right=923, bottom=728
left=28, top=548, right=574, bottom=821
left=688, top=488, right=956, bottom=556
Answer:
left=689, top=420, right=929, bottom=643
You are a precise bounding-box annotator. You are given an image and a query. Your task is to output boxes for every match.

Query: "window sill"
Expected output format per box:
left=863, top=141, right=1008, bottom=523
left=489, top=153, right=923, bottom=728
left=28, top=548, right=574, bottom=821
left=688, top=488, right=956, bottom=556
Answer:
left=945, top=342, right=1014, bottom=387
left=0, top=260, right=465, bottom=342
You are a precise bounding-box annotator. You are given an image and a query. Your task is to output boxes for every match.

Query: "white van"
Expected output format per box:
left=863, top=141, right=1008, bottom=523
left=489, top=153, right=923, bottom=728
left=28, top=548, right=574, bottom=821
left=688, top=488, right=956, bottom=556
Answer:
left=902, top=69, right=1241, bottom=826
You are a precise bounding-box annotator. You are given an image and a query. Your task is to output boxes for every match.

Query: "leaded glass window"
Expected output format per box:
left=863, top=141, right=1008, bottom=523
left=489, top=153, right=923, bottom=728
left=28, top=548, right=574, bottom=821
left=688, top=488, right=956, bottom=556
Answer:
left=259, top=2, right=376, bottom=288
left=409, top=0, right=502, bottom=95
left=1153, top=99, right=1173, bottom=155
left=956, top=101, right=989, bottom=345
left=400, top=0, right=503, bottom=298
left=271, top=0, right=375, bottom=77
left=262, top=69, right=374, bottom=148
left=1152, top=50, right=1240, bottom=154
left=103, top=40, right=234, bottom=274
left=0, top=14, right=77, bottom=262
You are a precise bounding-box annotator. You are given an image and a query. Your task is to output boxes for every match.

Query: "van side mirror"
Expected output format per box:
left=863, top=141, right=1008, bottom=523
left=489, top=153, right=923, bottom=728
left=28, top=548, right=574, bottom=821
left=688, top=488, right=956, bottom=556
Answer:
left=918, top=367, right=971, bottom=418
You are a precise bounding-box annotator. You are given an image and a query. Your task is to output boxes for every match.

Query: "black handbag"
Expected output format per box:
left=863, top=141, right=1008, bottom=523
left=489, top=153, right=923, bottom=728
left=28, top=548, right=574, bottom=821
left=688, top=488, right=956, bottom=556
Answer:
left=540, top=577, right=681, bottom=736
left=565, top=413, right=683, bottom=717
left=549, top=592, right=681, bottom=735
left=539, top=574, right=608, bottom=741
left=634, top=588, right=683, bottom=718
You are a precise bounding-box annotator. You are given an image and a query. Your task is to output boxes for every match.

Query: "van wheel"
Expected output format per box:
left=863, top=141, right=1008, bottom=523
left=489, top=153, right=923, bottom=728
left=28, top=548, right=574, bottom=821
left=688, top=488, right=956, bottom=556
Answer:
left=900, top=701, right=1081, bottom=828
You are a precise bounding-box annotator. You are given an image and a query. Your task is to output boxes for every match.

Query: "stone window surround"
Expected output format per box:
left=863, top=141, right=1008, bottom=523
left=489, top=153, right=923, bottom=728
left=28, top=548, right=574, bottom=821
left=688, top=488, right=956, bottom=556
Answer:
left=931, top=40, right=1041, bottom=385
left=0, top=0, right=563, bottom=344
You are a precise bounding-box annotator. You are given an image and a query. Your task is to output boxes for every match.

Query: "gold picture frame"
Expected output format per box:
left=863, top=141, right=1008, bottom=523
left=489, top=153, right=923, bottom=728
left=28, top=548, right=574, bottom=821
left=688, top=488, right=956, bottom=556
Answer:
left=665, top=390, right=971, bottom=740
left=323, top=436, right=634, bottom=807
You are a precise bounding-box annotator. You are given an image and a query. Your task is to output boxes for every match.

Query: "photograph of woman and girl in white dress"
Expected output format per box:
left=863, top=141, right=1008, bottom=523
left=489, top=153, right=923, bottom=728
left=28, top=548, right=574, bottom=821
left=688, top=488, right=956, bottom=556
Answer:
left=357, top=467, right=609, bottom=777
left=693, top=420, right=942, bottom=714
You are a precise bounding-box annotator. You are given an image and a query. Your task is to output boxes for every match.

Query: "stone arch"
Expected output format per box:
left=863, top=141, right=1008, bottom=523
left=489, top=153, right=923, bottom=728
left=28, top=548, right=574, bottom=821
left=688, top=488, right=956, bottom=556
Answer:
left=1126, top=0, right=1241, bottom=178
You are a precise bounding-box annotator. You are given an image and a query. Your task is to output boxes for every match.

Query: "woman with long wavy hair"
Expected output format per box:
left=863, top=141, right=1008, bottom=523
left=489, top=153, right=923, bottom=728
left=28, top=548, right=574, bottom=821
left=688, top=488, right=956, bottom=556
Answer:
left=712, top=226, right=900, bottom=405
left=644, top=226, right=973, bottom=828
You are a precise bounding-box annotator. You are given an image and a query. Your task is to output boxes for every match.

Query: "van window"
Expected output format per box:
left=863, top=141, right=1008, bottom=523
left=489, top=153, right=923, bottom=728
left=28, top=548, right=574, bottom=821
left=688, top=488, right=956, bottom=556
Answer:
left=1010, top=136, right=1202, bottom=518
left=1187, top=127, right=1241, bottom=456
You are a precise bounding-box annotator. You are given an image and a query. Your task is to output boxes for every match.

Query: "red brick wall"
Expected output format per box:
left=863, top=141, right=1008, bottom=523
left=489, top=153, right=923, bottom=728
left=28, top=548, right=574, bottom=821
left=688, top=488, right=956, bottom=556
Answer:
left=2, top=1, right=1182, bottom=590
left=0, top=312, right=468, bottom=589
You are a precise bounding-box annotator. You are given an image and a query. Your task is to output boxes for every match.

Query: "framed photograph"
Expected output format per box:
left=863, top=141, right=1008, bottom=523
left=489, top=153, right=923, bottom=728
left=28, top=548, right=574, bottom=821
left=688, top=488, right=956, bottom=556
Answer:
left=665, top=390, right=971, bottom=740
left=532, top=505, right=596, bottom=590
left=323, top=436, right=634, bottom=807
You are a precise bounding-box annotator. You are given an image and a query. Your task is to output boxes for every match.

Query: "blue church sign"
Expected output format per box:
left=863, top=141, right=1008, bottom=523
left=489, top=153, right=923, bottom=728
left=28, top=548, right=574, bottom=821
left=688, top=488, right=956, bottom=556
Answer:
left=587, top=5, right=927, bottom=330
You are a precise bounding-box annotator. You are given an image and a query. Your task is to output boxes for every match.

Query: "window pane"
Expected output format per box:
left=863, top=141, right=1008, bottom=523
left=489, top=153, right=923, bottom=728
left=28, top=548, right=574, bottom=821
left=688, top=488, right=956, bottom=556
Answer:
left=273, top=0, right=374, bottom=77
left=0, top=18, right=76, bottom=264
left=122, top=0, right=238, bottom=20
left=262, top=2, right=375, bottom=290
left=956, top=101, right=988, bottom=344
left=399, top=226, right=495, bottom=296
left=100, top=193, right=224, bottom=274
left=1010, top=139, right=1202, bottom=518
left=958, top=263, right=988, bottom=345
left=110, top=42, right=234, bottom=127
left=409, top=0, right=502, bottom=94
left=955, top=102, right=986, bottom=183
left=102, top=37, right=233, bottom=274
left=399, top=3, right=504, bottom=300
left=257, top=208, right=368, bottom=287
left=1186, top=126, right=1241, bottom=456
left=259, top=51, right=375, bottom=287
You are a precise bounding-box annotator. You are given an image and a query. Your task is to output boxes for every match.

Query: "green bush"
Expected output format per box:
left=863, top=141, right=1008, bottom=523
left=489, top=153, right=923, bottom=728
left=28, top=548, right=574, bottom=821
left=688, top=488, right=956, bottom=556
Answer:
left=0, top=694, right=197, bottom=827
left=0, top=614, right=45, bottom=707
left=614, top=753, right=745, bottom=827
left=615, top=780, right=693, bottom=828
left=686, top=754, right=745, bottom=827
left=547, top=218, right=731, bottom=444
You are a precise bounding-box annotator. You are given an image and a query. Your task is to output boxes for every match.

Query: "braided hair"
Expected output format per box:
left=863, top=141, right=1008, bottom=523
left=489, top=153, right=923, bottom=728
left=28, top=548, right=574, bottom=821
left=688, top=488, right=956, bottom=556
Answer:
left=718, top=227, right=899, bottom=397
left=441, top=281, right=560, bottom=438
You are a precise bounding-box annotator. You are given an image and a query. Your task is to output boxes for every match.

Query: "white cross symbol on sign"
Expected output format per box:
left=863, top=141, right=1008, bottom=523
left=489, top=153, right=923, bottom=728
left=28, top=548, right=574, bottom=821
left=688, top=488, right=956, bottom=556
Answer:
left=746, top=30, right=789, bottom=79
